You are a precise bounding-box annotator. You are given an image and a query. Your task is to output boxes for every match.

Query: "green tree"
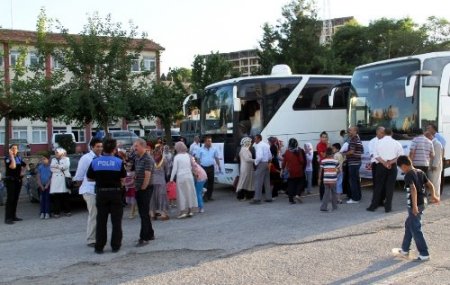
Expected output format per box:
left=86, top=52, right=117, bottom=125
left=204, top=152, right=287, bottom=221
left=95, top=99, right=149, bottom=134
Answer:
left=53, top=13, right=151, bottom=134
left=191, top=52, right=232, bottom=93
left=168, top=67, right=192, bottom=83
left=422, top=16, right=450, bottom=50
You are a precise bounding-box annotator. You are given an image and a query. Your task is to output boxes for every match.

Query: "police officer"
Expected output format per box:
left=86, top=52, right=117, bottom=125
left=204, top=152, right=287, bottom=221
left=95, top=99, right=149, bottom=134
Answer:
left=87, top=138, right=126, bottom=254
left=4, top=144, right=27, bottom=225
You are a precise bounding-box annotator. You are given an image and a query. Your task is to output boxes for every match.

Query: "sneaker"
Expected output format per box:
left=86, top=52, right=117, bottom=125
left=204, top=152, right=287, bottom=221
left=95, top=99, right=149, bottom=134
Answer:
left=188, top=212, right=194, bottom=217
left=199, top=208, right=205, bottom=213
left=177, top=213, right=189, bottom=219
left=392, top=248, right=409, bottom=257
left=40, top=213, right=45, bottom=219
left=347, top=199, right=360, bottom=204
left=44, top=214, right=50, bottom=220
left=135, top=239, right=150, bottom=247
left=415, top=255, right=430, bottom=262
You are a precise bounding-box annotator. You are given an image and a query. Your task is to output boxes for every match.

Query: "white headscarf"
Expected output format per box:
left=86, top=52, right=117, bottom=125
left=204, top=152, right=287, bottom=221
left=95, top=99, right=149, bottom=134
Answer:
left=240, top=137, right=252, bottom=148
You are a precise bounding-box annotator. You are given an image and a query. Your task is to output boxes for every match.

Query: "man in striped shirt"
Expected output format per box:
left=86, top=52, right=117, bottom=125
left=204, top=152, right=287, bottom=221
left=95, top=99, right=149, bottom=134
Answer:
left=318, top=148, right=340, bottom=211
left=410, top=129, right=434, bottom=173
left=345, top=126, right=364, bottom=203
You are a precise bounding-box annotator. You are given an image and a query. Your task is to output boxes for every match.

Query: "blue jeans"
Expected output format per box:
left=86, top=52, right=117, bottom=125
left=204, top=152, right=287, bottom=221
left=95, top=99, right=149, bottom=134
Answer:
left=348, top=164, right=361, bottom=201
left=0, top=181, right=4, bottom=204
left=402, top=207, right=429, bottom=256
left=40, top=188, right=51, bottom=214
left=336, top=172, right=343, bottom=194
left=195, top=180, right=206, bottom=209
left=305, top=171, right=313, bottom=193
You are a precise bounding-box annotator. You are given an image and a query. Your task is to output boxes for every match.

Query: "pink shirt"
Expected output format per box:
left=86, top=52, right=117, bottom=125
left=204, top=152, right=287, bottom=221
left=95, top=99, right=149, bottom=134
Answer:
left=192, top=160, right=207, bottom=181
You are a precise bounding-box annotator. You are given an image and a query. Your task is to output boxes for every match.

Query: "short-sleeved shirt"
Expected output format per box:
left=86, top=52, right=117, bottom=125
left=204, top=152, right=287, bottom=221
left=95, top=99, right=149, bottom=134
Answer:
left=197, top=146, right=219, bottom=167
left=410, top=135, right=434, bottom=167
left=134, top=152, right=155, bottom=190
left=320, top=158, right=339, bottom=184
left=37, top=164, right=52, bottom=186
left=434, top=132, right=446, bottom=149
left=316, top=142, right=328, bottom=162
left=346, top=135, right=364, bottom=166
left=4, top=156, right=26, bottom=178
left=404, top=169, right=428, bottom=208
left=87, top=155, right=126, bottom=188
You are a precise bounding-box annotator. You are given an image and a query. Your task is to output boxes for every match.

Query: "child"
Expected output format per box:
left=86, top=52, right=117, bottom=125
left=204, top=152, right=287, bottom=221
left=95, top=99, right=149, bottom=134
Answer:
left=393, top=155, right=440, bottom=261
left=124, top=166, right=137, bottom=219
left=318, top=148, right=339, bottom=212
left=332, top=143, right=345, bottom=203
left=37, top=154, right=52, bottom=219
left=191, top=156, right=207, bottom=213
left=304, top=143, right=314, bottom=194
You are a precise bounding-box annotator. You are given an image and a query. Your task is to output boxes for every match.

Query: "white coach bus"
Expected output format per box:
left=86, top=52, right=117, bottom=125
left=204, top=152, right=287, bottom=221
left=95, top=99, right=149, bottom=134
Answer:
left=199, top=65, right=351, bottom=185
left=349, top=52, right=450, bottom=178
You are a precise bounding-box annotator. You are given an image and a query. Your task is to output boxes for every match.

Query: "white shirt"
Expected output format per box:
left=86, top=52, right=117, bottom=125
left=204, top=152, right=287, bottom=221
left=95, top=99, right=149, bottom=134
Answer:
left=254, top=141, right=272, bottom=166
left=368, top=137, right=381, bottom=163
left=374, top=136, right=404, bottom=161
left=340, top=142, right=349, bottom=153
left=74, top=151, right=98, bottom=195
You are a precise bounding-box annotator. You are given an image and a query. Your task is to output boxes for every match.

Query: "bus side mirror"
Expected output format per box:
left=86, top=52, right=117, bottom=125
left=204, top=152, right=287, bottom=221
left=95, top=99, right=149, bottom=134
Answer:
left=234, top=98, right=242, bottom=112
left=405, top=70, right=432, bottom=98
left=233, top=85, right=241, bottom=112
left=329, top=87, right=337, bottom=108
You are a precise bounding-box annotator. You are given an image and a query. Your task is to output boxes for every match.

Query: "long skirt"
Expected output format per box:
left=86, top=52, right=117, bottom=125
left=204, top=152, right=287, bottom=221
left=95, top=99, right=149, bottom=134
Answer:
left=150, top=184, right=169, bottom=213
left=176, top=174, right=198, bottom=213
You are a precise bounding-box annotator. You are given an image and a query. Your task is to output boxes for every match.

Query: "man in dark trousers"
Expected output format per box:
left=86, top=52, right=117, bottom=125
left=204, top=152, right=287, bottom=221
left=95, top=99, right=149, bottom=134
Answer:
left=87, top=138, right=126, bottom=254
left=133, top=138, right=155, bottom=247
left=4, top=144, right=27, bottom=224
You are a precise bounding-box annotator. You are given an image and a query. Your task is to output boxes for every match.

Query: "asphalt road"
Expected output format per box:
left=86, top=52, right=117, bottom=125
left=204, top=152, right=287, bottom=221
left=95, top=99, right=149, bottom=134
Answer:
left=0, top=183, right=449, bottom=285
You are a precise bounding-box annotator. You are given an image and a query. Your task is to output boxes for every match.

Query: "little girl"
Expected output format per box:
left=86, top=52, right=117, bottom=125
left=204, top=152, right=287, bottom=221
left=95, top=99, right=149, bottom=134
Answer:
left=124, top=167, right=137, bottom=219
left=191, top=156, right=207, bottom=213
left=304, top=143, right=314, bottom=194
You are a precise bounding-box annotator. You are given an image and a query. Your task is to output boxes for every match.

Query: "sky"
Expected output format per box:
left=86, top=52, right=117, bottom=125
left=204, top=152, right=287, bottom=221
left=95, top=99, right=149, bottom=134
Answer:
left=1, top=0, right=449, bottom=74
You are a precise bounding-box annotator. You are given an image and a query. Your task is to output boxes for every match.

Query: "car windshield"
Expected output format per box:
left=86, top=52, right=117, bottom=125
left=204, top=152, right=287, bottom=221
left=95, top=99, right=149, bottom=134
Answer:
left=350, top=59, right=420, bottom=136
left=201, top=84, right=233, bottom=134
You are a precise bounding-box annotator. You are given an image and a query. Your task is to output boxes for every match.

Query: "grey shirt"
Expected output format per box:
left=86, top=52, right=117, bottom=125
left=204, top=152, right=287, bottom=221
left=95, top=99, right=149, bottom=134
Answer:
left=134, top=152, right=155, bottom=190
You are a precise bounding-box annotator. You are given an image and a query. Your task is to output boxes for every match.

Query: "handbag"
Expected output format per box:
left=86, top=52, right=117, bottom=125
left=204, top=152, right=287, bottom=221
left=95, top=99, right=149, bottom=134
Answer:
left=57, top=159, right=73, bottom=189
left=167, top=181, right=177, bottom=200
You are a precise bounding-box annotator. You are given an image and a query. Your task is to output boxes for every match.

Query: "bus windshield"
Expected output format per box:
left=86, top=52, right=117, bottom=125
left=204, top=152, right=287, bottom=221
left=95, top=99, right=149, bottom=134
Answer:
left=202, top=84, right=233, bottom=134
left=349, top=60, right=421, bottom=136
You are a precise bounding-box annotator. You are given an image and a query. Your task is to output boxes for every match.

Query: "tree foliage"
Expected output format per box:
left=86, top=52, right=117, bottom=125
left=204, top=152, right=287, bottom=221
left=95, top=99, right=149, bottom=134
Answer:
left=191, top=52, right=232, bottom=93
left=52, top=13, right=151, bottom=134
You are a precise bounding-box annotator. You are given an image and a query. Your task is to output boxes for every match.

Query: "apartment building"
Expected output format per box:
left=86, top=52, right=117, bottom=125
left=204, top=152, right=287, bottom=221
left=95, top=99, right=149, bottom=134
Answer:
left=0, top=29, right=164, bottom=154
left=203, top=49, right=261, bottom=77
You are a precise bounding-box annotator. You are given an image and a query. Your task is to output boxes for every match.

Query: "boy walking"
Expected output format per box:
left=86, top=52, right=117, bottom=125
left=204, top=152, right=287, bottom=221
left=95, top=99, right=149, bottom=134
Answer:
left=393, top=156, right=440, bottom=261
left=318, top=148, right=340, bottom=212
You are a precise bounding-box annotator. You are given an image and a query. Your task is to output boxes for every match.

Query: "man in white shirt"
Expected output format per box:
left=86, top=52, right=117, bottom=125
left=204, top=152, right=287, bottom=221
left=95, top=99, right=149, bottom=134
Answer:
left=368, top=126, right=385, bottom=202
left=425, top=131, right=443, bottom=198
left=74, top=138, right=103, bottom=247
left=189, top=136, right=201, bottom=157
left=250, top=134, right=273, bottom=204
left=367, top=128, right=403, bottom=213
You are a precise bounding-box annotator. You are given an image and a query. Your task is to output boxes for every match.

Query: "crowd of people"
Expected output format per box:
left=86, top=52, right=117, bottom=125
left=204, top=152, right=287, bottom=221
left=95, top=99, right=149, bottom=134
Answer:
left=1, top=124, right=446, bottom=258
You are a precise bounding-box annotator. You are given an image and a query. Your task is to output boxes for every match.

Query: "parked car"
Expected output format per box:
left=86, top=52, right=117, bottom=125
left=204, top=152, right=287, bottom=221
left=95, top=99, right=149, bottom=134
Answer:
left=27, top=154, right=83, bottom=203
left=9, top=138, right=31, bottom=156
left=146, top=129, right=181, bottom=144
left=52, top=133, right=76, bottom=151
left=90, top=130, right=139, bottom=151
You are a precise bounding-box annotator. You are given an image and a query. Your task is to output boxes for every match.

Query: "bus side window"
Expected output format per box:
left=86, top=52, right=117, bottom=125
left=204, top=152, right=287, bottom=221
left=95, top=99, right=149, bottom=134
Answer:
left=292, top=78, right=341, bottom=110
left=333, top=86, right=350, bottom=109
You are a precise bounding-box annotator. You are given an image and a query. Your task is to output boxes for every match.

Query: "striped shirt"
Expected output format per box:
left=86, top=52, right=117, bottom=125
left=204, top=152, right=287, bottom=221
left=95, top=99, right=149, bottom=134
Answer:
left=320, top=158, right=339, bottom=184
left=134, top=152, right=155, bottom=190
left=410, top=135, right=434, bottom=167
left=346, top=135, right=364, bottom=166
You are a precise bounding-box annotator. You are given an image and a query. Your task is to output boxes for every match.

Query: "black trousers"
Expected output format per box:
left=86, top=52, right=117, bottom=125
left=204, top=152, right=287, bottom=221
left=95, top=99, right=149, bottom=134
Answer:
left=319, top=169, right=325, bottom=200
left=51, top=192, right=71, bottom=215
left=202, top=166, right=215, bottom=200
left=371, top=162, right=385, bottom=205
left=4, top=179, right=22, bottom=222
left=96, top=191, right=123, bottom=251
left=414, top=166, right=429, bottom=173
left=370, top=164, right=397, bottom=211
left=288, top=177, right=305, bottom=202
left=135, top=188, right=154, bottom=241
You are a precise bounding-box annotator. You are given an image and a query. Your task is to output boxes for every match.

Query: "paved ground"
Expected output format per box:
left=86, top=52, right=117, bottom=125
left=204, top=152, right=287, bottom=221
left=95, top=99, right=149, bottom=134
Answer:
left=0, top=183, right=449, bottom=285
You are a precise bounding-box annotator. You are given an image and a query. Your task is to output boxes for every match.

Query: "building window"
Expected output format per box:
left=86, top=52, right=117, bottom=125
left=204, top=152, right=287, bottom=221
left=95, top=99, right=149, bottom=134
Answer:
left=72, top=128, right=86, bottom=143
left=29, top=52, right=39, bottom=67
left=10, top=51, right=20, bottom=67
left=131, top=59, right=140, bottom=72
left=143, top=57, right=156, bottom=72
left=12, top=126, right=28, bottom=140
left=53, top=127, right=67, bottom=134
left=0, top=127, right=5, bottom=144
left=52, top=56, right=63, bottom=69
left=32, top=127, right=47, bottom=144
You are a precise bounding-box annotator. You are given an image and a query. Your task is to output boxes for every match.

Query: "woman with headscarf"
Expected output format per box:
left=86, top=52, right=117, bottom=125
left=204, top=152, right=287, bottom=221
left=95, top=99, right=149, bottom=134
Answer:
left=170, top=142, right=198, bottom=219
left=50, top=148, right=71, bottom=217
left=268, top=137, right=282, bottom=198
left=163, top=145, right=173, bottom=180
left=236, top=137, right=255, bottom=201
left=282, top=138, right=306, bottom=204
left=150, top=145, right=170, bottom=220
